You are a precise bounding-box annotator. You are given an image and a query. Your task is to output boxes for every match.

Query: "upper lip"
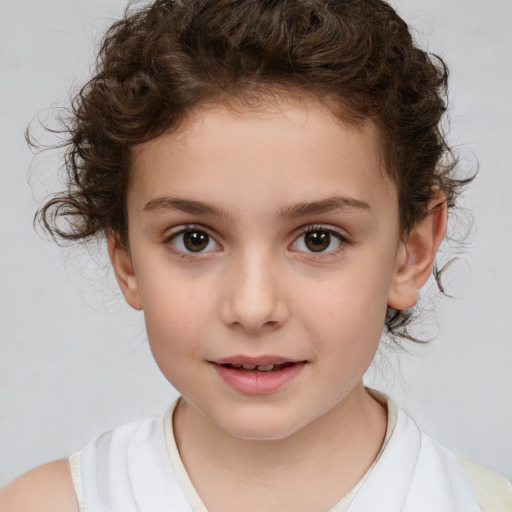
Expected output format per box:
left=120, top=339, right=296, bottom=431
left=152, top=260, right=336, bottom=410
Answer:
left=211, top=355, right=305, bottom=366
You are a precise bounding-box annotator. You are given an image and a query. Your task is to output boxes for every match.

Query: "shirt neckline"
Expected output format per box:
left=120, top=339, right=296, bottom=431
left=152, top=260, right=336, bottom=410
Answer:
left=163, top=389, right=398, bottom=512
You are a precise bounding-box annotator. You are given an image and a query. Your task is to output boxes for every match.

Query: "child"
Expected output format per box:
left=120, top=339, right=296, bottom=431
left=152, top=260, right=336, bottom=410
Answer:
left=1, top=0, right=511, bottom=511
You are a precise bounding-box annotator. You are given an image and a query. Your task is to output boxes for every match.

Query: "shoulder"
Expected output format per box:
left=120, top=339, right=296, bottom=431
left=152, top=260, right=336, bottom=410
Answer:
left=456, top=456, right=512, bottom=512
left=0, top=459, right=78, bottom=512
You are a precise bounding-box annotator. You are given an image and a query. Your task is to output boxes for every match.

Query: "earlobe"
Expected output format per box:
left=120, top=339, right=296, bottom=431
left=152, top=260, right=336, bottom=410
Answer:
left=387, top=192, right=447, bottom=310
left=108, top=234, right=142, bottom=310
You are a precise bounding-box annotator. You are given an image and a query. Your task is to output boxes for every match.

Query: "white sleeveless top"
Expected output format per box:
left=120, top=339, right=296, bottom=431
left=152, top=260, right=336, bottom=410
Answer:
left=69, top=396, right=510, bottom=512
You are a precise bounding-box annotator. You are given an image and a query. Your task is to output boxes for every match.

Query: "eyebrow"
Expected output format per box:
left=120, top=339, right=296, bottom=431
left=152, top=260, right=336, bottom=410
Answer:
left=277, top=195, right=371, bottom=219
left=143, top=197, right=233, bottom=220
left=142, top=194, right=370, bottom=220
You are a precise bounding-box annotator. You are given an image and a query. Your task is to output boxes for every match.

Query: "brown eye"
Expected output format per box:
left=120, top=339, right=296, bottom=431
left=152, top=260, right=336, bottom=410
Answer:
left=183, top=231, right=209, bottom=252
left=304, top=231, right=331, bottom=252
left=293, top=228, right=343, bottom=254
left=170, top=229, right=218, bottom=253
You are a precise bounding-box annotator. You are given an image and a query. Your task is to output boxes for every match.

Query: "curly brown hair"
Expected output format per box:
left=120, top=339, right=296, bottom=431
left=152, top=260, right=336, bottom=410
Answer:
left=36, top=0, right=470, bottom=341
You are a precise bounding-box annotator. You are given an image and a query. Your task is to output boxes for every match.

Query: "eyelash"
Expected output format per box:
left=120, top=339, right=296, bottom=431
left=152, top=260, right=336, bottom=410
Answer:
left=291, top=224, right=348, bottom=257
left=163, top=224, right=220, bottom=258
left=162, top=223, right=349, bottom=258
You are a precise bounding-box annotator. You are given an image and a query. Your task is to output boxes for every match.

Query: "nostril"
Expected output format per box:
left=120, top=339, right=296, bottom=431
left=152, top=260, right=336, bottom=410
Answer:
left=219, top=268, right=289, bottom=332
left=230, top=318, right=282, bottom=334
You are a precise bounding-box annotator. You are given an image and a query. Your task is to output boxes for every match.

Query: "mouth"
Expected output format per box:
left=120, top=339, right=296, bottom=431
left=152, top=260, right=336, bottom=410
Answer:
left=218, top=362, right=297, bottom=373
left=210, top=357, right=307, bottom=394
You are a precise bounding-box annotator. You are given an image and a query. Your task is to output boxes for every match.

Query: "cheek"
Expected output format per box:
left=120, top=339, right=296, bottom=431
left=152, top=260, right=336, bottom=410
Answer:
left=295, top=260, right=393, bottom=365
left=299, top=270, right=390, bottom=332
left=138, top=272, right=214, bottom=358
left=141, top=293, right=207, bottom=392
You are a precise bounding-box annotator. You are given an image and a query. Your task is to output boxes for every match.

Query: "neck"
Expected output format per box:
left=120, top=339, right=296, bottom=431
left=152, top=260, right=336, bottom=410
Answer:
left=173, top=385, right=387, bottom=494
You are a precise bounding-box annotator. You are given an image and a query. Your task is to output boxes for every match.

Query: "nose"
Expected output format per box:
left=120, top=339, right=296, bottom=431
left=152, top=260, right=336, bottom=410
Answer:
left=219, top=250, right=288, bottom=334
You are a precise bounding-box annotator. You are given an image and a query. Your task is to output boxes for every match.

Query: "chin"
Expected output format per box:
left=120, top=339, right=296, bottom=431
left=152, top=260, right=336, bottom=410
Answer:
left=214, top=412, right=306, bottom=442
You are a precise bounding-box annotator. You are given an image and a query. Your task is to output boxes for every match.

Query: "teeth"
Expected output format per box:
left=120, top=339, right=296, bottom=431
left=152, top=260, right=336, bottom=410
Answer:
left=223, top=362, right=293, bottom=371
left=256, top=364, right=275, bottom=371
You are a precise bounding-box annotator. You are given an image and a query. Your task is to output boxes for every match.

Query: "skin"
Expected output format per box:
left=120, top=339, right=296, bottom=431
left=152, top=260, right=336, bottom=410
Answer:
left=0, top=460, right=77, bottom=512
left=0, top=98, right=446, bottom=512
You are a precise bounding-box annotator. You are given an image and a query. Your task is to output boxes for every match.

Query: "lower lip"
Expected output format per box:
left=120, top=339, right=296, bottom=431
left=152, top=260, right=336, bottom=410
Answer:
left=211, top=362, right=306, bottom=395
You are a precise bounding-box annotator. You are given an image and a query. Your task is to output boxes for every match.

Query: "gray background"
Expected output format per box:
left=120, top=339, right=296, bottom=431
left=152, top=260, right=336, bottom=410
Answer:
left=1, top=0, right=511, bottom=485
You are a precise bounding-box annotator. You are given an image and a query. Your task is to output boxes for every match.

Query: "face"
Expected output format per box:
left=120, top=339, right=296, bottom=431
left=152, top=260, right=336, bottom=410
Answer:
left=113, top=99, right=412, bottom=440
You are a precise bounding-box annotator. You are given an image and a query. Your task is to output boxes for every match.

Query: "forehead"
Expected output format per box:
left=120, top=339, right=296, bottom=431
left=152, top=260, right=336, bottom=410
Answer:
left=128, top=98, right=397, bottom=219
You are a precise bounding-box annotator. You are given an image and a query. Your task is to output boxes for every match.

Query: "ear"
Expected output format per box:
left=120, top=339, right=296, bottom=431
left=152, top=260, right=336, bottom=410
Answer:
left=108, top=234, right=142, bottom=310
left=387, top=192, right=447, bottom=310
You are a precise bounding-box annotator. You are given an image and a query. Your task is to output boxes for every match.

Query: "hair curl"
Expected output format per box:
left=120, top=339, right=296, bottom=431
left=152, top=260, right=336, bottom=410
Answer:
left=36, top=0, right=471, bottom=341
